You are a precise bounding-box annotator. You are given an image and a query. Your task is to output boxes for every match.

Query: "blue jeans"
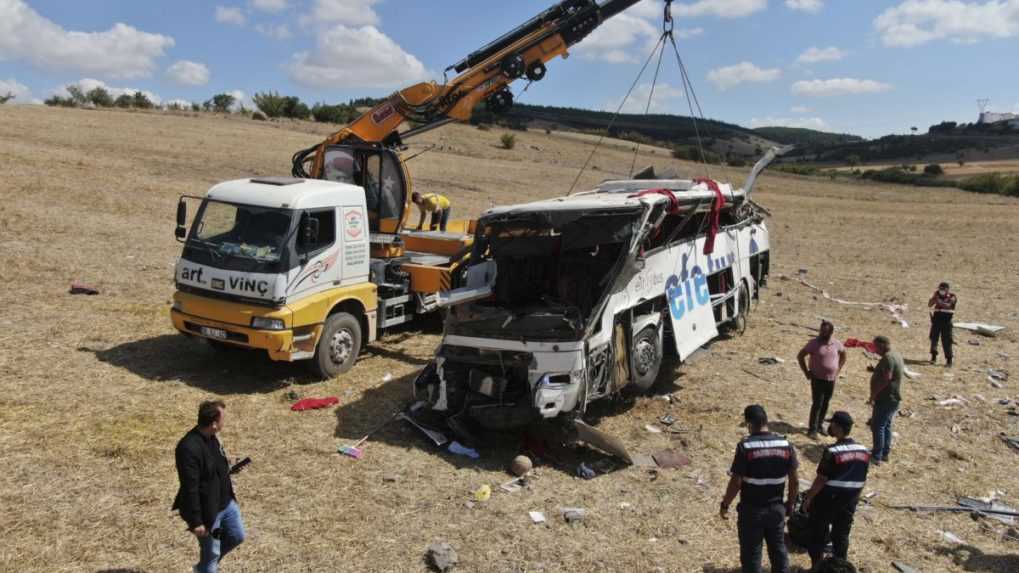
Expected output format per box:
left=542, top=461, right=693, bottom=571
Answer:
left=197, top=499, right=245, bottom=573
left=871, top=401, right=899, bottom=460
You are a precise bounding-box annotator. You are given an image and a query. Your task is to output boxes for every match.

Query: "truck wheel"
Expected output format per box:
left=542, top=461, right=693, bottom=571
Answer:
left=631, top=326, right=662, bottom=391
left=311, top=312, right=362, bottom=379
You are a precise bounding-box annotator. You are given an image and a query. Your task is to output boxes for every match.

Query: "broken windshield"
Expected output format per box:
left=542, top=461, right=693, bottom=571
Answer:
left=184, top=200, right=296, bottom=272
left=447, top=208, right=641, bottom=341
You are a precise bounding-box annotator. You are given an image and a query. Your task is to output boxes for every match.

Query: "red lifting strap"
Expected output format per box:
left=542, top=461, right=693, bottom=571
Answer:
left=694, top=177, right=724, bottom=255
left=628, top=188, right=680, bottom=214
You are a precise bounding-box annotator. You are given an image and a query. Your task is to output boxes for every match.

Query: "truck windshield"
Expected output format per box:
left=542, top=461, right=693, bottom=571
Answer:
left=186, top=200, right=295, bottom=271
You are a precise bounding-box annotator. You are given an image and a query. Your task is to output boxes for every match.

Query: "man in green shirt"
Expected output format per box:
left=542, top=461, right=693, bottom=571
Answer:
left=867, top=335, right=903, bottom=465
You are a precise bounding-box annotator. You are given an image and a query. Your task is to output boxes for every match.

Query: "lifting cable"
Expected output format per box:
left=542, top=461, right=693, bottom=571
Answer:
left=569, top=0, right=713, bottom=194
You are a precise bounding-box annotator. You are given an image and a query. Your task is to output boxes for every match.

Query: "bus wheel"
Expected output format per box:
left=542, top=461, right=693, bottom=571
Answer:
left=311, top=312, right=361, bottom=379
left=631, top=326, right=662, bottom=391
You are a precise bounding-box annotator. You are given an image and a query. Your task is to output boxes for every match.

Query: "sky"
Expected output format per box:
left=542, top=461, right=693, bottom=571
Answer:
left=2, top=0, right=1018, bottom=138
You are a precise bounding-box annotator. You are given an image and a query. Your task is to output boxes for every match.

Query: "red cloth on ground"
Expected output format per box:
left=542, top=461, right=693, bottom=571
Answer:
left=694, top=177, right=724, bottom=255
left=290, top=397, right=339, bottom=411
left=844, top=338, right=878, bottom=353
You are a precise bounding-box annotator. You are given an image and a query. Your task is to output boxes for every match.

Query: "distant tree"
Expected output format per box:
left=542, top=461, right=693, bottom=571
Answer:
left=846, top=154, right=862, bottom=167
left=311, top=102, right=356, bottom=124
left=500, top=133, right=516, bottom=150
left=66, top=85, right=88, bottom=106
left=0, top=92, right=14, bottom=104
left=924, top=164, right=945, bottom=176
left=131, top=91, right=154, bottom=109
left=956, top=151, right=966, bottom=166
left=86, top=87, right=113, bottom=107
left=910, top=126, right=918, bottom=135
left=253, top=91, right=286, bottom=118
left=44, top=95, right=74, bottom=107
left=191, top=102, right=202, bottom=112
left=206, top=93, right=236, bottom=113
left=114, top=94, right=133, bottom=108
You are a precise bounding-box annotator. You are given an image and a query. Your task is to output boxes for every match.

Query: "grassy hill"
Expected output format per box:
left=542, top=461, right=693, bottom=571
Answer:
left=752, top=126, right=862, bottom=147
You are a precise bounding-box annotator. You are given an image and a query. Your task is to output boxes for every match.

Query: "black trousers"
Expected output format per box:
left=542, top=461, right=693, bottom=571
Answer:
left=930, top=312, right=953, bottom=362
left=808, top=491, right=859, bottom=564
left=809, top=378, right=835, bottom=433
left=737, top=502, right=789, bottom=573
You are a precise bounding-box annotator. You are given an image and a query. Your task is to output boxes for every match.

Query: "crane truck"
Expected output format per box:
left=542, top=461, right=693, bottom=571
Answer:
left=170, top=0, right=644, bottom=378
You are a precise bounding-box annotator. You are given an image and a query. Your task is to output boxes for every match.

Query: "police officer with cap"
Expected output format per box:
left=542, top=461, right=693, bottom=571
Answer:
left=802, top=411, right=870, bottom=571
left=720, top=405, right=799, bottom=573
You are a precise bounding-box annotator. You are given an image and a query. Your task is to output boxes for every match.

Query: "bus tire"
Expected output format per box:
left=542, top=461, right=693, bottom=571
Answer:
left=310, top=312, right=362, bottom=379
left=631, top=325, right=662, bottom=391
left=733, top=282, right=750, bottom=336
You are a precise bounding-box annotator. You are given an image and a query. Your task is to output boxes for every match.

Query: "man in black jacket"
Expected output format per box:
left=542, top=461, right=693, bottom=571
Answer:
left=173, top=400, right=246, bottom=573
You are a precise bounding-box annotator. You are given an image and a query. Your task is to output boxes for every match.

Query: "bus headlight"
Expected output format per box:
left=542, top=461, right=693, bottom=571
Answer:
left=251, top=317, right=286, bottom=331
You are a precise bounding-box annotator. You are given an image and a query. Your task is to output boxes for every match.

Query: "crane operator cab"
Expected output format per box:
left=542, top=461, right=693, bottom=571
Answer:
left=320, top=145, right=408, bottom=237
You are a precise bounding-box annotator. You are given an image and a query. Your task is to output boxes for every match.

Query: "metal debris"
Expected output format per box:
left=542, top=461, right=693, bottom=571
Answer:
left=529, top=511, right=546, bottom=524
left=561, top=507, right=586, bottom=523
left=426, top=542, right=459, bottom=572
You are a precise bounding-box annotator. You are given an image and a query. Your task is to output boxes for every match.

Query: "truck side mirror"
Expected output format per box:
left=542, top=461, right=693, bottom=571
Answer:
left=300, top=216, right=320, bottom=248
left=175, top=199, right=187, bottom=240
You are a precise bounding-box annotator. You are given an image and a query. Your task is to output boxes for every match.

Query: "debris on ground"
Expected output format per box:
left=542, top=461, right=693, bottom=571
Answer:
left=938, top=398, right=967, bottom=408
left=969, top=339, right=981, bottom=346
left=758, top=356, right=785, bottom=365
left=426, top=542, right=458, bottom=572
left=509, top=454, right=533, bottom=477
left=959, top=496, right=1017, bottom=525
left=954, top=322, right=1006, bottom=337
left=561, top=507, right=586, bottom=524
left=529, top=511, right=546, bottom=524
left=783, top=274, right=909, bottom=327
left=939, top=530, right=965, bottom=544
left=904, top=367, right=921, bottom=380
left=845, top=338, right=878, bottom=353
left=576, top=462, right=596, bottom=480
left=291, top=397, right=339, bottom=411
left=630, top=453, right=657, bottom=468
left=652, top=449, right=691, bottom=469
left=500, top=477, right=526, bottom=493
left=659, top=414, right=676, bottom=426
left=382, top=373, right=393, bottom=383
left=892, top=562, right=921, bottom=573
left=999, top=434, right=1019, bottom=453
left=399, top=413, right=449, bottom=446
left=448, top=441, right=480, bottom=459
left=473, top=484, right=491, bottom=502
left=573, top=419, right=633, bottom=463
left=645, top=424, right=663, bottom=434
left=988, top=369, right=1009, bottom=382
left=69, top=281, right=100, bottom=295
left=382, top=473, right=399, bottom=483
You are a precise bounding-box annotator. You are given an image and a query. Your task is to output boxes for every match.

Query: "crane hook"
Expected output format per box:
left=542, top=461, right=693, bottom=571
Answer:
left=663, top=0, right=674, bottom=34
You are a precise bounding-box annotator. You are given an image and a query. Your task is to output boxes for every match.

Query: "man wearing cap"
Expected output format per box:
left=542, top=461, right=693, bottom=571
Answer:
left=928, top=281, right=957, bottom=367
left=867, top=336, right=903, bottom=465
left=720, top=405, right=799, bottom=573
left=802, top=411, right=870, bottom=571
left=797, top=320, right=847, bottom=439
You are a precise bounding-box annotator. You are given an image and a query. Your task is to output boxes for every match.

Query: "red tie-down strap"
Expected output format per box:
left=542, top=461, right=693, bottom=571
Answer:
left=628, top=188, right=680, bottom=214
left=694, top=177, right=724, bottom=255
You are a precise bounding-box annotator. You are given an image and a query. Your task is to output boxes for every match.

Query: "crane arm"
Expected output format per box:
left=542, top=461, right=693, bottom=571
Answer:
left=296, top=0, right=642, bottom=178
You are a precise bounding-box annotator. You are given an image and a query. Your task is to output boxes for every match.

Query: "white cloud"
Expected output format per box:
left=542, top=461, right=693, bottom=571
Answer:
left=0, top=0, right=174, bottom=79
left=289, top=25, right=431, bottom=89
left=786, top=0, right=823, bottom=13
left=677, top=0, right=768, bottom=18
left=575, top=12, right=659, bottom=63
left=215, top=5, right=247, bottom=26
left=790, top=105, right=813, bottom=113
left=56, top=78, right=162, bottom=105
left=751, top=116, right=830, bottom=129
left=251, top=0, right=289, bottom=13
left=707, top=62, right=781, bottom=90
left=606, top=82, right=685, bottom=114
left=256, top=23, right=292, bottom=40
left=302, top=0, right=382, bottom=26
left=792, top=78, right=892, bottom=97
left=0, top=77, right=31, bottom=101
left=677, top=27, right=705, bottom=39
left=796, top=46, right=847, bottom=64
left=875, top=0, right=1019, bottom=47
left=165, top=60, right=211, bottom=86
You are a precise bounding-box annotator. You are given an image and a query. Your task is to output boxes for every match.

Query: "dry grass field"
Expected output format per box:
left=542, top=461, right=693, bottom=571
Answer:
left=1, top=105, right=1018, bottom=573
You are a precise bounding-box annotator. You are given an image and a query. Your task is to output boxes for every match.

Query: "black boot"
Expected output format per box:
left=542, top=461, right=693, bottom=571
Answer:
left=930, top=350, right=937, bottom=364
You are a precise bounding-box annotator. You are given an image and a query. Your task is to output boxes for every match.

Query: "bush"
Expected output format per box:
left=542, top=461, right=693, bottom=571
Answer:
left=44, top=95, right=74, bottom=107
left=131, top=91, right=154, bottom=109
left=114, top=94, right=133, bottom=108
left=500, top=133, right=516, bottom=150
left=311, top=103, right=357, bottom=124
left=66, top=86, right=88, bottom=106
left=0, top=92, right=15, bottom=104
left=960, top=173, right=1019, bottom=196
left=252, top=111, right=267, bottom=121
left=86, top=87, right=113, bottom=107
left=254, top=91, right=312, bottom=119
left=476, top=123, right=491, bottom=131
left=206, top=93, right=236, bottom=113
left=191, top=102, right=201, bottom=112
left=727, top=158, right=748, bottom=168
left=923, top=164, right=944, bottom=176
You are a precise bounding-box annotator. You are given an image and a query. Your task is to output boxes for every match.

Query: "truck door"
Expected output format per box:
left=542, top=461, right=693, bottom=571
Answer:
left=665, top=241, right=719, bottom=360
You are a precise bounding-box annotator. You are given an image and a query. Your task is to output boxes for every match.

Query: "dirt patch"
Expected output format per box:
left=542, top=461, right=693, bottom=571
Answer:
left=1, top=105, right=1018, bottom=572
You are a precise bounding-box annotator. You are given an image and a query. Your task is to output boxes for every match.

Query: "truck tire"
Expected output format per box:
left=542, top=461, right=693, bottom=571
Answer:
left=310, top=312, right=362, bottom=379
left=631, top=325, right=662, bottom=391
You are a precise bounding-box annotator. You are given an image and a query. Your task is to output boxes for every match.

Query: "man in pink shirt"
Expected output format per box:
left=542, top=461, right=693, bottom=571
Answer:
left=797, top=320, right=847, bottom=439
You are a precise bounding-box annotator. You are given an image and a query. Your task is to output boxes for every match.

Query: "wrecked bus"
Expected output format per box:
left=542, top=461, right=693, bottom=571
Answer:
left=413, top=152, right=780, bottom=431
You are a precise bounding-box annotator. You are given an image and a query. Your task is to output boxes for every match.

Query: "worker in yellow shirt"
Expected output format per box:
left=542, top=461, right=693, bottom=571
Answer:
left=412, top=192, right=451, bottom=232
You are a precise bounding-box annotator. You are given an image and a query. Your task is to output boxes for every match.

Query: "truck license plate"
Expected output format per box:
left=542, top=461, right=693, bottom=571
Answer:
left=201, top=326, right=228, bottom=340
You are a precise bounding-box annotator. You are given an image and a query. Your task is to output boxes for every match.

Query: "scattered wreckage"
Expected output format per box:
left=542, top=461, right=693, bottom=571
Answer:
left=409, top=151, right=782, bottom=449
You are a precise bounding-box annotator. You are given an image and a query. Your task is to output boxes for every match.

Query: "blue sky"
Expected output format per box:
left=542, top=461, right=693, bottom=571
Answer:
left=2, top=0, right=1018, bottom=138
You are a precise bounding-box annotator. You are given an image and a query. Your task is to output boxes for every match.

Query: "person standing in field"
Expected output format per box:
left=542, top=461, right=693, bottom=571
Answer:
left=928, top=281, right=957, bottom=367
left=719, top=405, right=799, bottom=573
left=797, top=320, right=847, bottom=439
left=867, top=336, right=904, bottom=465
left=173, top=400, right=247, bottom=573
left=412, top=191, right=452, bottom=232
